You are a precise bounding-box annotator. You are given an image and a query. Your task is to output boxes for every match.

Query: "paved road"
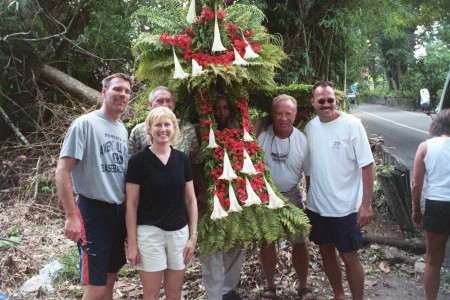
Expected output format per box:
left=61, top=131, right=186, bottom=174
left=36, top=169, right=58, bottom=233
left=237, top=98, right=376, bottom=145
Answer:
left=351, top=103, right=432, bottom=175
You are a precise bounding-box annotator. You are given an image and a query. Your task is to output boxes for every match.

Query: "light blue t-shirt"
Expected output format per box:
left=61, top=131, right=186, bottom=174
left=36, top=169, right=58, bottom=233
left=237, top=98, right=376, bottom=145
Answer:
left=59, top=110, right=128, bottom=204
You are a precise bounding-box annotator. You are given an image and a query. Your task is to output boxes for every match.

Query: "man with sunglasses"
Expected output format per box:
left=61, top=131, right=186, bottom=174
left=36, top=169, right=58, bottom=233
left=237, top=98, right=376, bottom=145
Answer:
left=305, top=81, right=374, bottom=300
left=257, top=94, right=314, bottom=300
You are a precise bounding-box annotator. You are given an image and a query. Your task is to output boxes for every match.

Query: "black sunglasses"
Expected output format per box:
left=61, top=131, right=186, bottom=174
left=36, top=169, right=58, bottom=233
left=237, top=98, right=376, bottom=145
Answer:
left=317, top=98, right=335, bottom=104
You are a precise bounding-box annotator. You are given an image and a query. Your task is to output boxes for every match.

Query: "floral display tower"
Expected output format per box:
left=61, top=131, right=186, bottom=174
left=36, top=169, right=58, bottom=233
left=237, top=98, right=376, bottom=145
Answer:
left=133, top=0, right=310, bottom=256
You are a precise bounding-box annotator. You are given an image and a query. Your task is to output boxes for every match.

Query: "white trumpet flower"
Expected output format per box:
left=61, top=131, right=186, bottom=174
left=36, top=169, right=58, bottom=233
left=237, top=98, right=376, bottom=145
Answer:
left=227, top=183, right=243, bottom=213
left=218, top=151, right=238, bottom=180
left=243, top=127, right=253, bottom=141
left=264, top=177, right=285, bottom=209
left=232, top=47, right=248, bottom=65
left=192, top=59, right=205, bottom=77
left=186, top=0, right=197, bottom=24
left=211, top=7, right=226, bottom=52
left=173, top=48, right=189, bottom=79
left=243, top=178, right=261, bottom=206
left=207, top=126, right=219, bottom=148
left=241, top=149, right=259, bottom=175
left=243, top=37, right=260, bottom=59
left=210, top=193, right=229, bottom=220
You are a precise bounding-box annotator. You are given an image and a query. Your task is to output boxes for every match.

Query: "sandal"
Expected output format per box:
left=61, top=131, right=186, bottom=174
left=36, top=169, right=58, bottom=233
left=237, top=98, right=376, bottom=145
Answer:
left=261, top=287, right=279, bottom=300
left=298, top=287, right=316, bottom=300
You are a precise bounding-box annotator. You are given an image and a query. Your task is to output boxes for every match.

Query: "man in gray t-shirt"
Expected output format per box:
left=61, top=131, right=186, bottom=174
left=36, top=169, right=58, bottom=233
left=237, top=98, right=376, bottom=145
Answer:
left=55, top=73, right=132, bottom=299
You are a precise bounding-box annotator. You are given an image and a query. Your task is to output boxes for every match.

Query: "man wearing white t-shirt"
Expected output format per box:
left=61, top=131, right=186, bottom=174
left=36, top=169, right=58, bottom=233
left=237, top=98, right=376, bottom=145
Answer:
left=258, top=94, right=314, bottom=300
left=305, top=81, right=374, bottom=300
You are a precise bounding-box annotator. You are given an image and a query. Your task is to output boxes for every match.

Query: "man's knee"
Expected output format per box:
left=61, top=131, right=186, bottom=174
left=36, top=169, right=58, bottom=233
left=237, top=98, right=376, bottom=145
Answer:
left=426, top=253, right=445, bottom=266
left=84, top=284, right=111, bottom=299
left=339, top=251, right=360, bottom=266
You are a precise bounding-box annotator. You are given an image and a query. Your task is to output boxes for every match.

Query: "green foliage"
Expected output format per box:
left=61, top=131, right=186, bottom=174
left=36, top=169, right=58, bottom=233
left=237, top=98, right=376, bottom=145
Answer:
left=53, top=246, right=80, bottom=286
left=403, top=40, right=450, bottom=97
left=0, top=226, right=21, bottom=250
left=118, top=265, right=137, bottom=277
left=198, top=202, right=310, bottom=257
left=133, top=1, right=186, bottom=35
left=224, top=4, right=267, bottom=34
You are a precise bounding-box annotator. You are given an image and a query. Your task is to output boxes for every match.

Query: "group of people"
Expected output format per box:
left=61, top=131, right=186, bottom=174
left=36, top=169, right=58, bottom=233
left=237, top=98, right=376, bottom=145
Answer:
left=55, top=72, right=448, bottom=300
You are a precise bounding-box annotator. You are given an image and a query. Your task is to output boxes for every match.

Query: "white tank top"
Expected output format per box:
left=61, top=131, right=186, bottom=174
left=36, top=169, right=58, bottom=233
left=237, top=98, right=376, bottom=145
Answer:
left=423, top=137, right=450, bottom=202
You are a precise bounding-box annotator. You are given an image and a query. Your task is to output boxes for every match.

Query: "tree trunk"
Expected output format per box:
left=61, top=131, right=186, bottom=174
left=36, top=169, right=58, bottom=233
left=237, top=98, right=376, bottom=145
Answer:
left=363, top=234, right=425, bottom=254
left=40, top=64, right=102, bottom=105
left=378, top=172, right=414, bottom=233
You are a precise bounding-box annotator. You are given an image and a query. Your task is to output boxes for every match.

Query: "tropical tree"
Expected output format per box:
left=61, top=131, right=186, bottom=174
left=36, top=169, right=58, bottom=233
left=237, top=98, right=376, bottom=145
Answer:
left=0, top=0, right=141, bottom=139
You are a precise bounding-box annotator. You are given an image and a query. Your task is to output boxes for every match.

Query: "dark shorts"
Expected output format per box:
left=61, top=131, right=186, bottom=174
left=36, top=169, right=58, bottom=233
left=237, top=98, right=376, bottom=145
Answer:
left=77, top=195, right=126, bottom=286
left=423, top=200, right=450, bottom=234
left=306, top=209, right=362, bottom=253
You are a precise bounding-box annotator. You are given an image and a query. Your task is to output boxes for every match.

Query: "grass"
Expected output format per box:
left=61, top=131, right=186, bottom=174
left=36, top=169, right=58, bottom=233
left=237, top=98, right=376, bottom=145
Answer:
left=53, top=246, right=80, bottom=286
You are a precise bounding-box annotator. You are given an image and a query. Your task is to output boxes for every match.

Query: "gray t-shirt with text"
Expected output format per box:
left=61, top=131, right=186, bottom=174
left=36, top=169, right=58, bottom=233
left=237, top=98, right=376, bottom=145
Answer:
left=59, top=110, right=128, bottom=204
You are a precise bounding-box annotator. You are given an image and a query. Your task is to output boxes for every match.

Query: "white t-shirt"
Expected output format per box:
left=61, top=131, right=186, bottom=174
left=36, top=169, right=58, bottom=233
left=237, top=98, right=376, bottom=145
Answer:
left=304, top=113, right=373, bottom=217
left=258, top=125, right=310, bottom=193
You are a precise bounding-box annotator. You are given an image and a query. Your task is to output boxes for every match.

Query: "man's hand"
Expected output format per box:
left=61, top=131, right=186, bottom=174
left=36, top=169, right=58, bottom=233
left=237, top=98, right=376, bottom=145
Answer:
left=357, top=202, right=373, bottom=228
left=412, top=210, right=423, bottom=227
left=64, top=215, right=82, bottom=242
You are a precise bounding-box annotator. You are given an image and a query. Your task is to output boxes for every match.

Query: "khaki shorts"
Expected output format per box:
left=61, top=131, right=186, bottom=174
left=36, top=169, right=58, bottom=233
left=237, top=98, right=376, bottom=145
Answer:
left=135, top=225, right=188, bottom=272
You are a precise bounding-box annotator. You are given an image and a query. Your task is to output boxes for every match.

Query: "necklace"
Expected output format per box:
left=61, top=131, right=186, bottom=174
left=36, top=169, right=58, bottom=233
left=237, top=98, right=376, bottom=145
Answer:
left=270, top=133, right=290, bottom=164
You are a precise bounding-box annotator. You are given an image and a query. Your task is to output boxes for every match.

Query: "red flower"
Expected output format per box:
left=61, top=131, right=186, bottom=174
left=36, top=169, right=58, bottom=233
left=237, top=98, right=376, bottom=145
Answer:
left=234, top=39, right=247, bottom=52
left=242, top=119, right=253, bottom=132
left=210, top=167, right=223, bottom=180
left=202, top=7, right=214, bottom=21
left=244, top=30, right=253, bottom=37
left=160, top=32, right=175, bottom=45
left=200, top=119, right=213, bottom=128
left=254, top=159, right=266, bottom=173
left=185, top=27, right=194, bottom=36
left=259, top=191, right=269, bottom=202
left=245, top=141, right=259, bottom=156
left=250, top=174, right=264, bottom=191
left=218, top=9, right=225, bottom=19
left=235, top=178, right=247, bottom=201
left=225, top=23, right=238, bottom=32
left=251, top=43, right=261, bottom=52
left=213, top=147, right=225, bottom=160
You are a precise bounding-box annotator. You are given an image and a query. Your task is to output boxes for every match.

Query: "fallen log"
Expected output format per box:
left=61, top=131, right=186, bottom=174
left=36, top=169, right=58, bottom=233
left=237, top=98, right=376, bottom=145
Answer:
left=363, top=234, right=425, bottom=254
left=40, top=64, right=102, bottom=105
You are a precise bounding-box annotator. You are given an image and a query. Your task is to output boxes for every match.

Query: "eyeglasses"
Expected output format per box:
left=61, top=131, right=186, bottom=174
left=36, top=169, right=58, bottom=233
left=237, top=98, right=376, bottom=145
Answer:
left=270, top=135, right=290, bottom=164
left=317, top=98, right=335, bottom=105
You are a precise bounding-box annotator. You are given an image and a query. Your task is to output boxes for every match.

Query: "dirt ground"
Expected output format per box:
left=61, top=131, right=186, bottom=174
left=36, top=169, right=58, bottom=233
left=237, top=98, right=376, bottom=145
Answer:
left=1, top=197, right=449, bottom=300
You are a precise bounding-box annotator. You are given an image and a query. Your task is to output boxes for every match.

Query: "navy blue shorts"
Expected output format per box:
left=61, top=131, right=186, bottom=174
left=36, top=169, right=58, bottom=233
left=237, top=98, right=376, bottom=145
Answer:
left=77, top=195, right=126, bottom=286
left=306, top=209, right=362, bottom=253
left=423, top=200, right=450, bottom=234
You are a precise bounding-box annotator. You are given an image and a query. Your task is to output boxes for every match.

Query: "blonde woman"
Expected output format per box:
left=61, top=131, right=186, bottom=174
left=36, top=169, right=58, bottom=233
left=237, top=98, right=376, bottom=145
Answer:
left=126, top=107, right=198, bottom=300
